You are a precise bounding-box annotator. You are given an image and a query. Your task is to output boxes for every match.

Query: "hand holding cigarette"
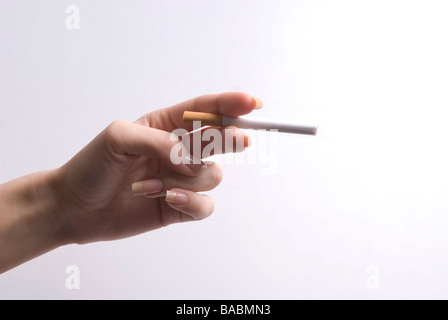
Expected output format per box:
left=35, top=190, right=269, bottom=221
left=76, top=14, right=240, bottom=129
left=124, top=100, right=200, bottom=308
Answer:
left=0, top=92, right=259, bottom=273
left=0, top=91, right=317, bottom=273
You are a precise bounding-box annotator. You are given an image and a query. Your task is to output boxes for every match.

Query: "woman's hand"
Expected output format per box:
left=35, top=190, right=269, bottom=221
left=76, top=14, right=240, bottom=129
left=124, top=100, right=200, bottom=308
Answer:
left=0, top=92, right=260, bottom=272
left=55, top=92, right=260, bottom=244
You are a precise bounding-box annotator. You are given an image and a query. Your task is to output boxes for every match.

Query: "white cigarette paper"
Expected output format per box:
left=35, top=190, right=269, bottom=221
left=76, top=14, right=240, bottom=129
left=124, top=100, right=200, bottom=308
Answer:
left=183, top=111, right=318, bottom=136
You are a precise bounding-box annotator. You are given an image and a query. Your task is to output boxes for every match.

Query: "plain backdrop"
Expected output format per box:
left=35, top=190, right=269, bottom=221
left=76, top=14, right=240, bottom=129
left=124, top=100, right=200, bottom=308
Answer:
left=1, top=0, right=448, bottom=299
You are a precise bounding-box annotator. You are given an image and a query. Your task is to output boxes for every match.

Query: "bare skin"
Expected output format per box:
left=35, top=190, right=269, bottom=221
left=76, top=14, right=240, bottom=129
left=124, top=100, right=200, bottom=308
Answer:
left=0, top=92, right=260, bottom=273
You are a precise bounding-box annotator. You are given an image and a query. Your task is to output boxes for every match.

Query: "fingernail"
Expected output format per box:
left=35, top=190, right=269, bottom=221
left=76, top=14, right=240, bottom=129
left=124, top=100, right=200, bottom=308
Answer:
left=165, top=190, right=188, bottom=205
left=144, top=191, right=166, bottom=199
left=131, top=179, right=164, bottom=196
left=244, top=135, right=252, bottom=148
left=183, top=157, right=209, bottom=172
left=204, top=161, right=215, bottom=166
left=253, top=97, right=263, bottom=109
left=184, top=155, right=202, bottom=165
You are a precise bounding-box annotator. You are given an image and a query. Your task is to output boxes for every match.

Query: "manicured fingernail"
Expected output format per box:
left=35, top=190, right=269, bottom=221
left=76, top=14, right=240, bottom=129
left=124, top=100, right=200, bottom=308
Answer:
left=182, top=156, right=210, bottom=172
left=165, top=190, right=188, bottom=205
left=144, top=191, right=166, bottom=199
left=185, top=162, right=208, bottom=173
left=253, top=97, right=263, bottom=109
left=131, top=179, right=163, bottom=196
left=244, top=135, right=252, bottom=148
left=201, top=161, right=209, bottom=169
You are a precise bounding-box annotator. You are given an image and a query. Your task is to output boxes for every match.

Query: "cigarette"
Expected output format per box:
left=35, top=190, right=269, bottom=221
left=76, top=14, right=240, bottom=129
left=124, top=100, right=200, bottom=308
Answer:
left=183, top=111, right=318, bottom=136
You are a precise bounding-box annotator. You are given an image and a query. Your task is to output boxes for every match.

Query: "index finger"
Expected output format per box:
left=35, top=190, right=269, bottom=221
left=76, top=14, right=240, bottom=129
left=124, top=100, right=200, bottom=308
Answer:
left=137, top=92, right=262, bottom=132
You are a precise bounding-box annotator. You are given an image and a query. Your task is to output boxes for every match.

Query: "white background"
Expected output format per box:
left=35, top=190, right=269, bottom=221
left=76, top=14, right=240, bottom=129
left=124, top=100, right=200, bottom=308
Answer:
left=1, top=0, right=448, bottom=299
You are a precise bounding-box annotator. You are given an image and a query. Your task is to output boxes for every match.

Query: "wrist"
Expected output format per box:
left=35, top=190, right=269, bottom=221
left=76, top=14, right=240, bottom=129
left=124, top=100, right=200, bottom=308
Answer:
left=0, top=169, right=72, bottom=273
left=36, top=169, right=74, bottom=247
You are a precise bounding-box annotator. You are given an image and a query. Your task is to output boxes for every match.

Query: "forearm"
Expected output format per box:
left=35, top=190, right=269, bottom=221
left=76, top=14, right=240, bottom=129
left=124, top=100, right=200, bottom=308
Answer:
left=0, top=169, right=71, bottom=273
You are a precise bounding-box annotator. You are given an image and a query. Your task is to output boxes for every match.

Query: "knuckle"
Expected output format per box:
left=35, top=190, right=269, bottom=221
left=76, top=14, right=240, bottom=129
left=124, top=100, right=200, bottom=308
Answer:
left=106, top=120, right=128, bottom=142
left=104, top=120, right=133, bottom=152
